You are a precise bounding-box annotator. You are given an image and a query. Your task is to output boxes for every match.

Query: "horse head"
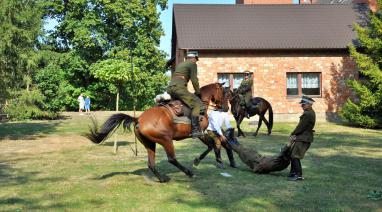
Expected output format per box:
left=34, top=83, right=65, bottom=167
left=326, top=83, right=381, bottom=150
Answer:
left=200, top=82, right=229, bottom=112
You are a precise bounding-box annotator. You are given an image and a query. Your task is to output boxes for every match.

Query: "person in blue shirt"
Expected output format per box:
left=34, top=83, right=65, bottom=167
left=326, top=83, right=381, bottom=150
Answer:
left=84, top=96, right=91, bottom=114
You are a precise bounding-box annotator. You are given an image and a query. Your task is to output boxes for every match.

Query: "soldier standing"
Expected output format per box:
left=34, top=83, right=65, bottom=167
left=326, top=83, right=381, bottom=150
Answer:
left=237, top=71, right=253, bottom=118
left=167, top=52, right=205, bottom=138
left=288, top=95, right=316, bottom=181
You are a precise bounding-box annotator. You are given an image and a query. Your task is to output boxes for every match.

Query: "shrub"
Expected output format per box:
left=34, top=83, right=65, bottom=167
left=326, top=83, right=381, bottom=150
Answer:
left=4, top=89, right=58, bottom=120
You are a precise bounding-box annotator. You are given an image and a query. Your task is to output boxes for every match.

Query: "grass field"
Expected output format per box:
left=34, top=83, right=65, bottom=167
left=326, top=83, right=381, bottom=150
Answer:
left=1, top=112, right=381, bottom=211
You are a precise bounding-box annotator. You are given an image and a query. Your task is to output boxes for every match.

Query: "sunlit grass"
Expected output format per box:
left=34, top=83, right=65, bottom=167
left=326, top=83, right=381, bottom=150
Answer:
left=0, top=112, right=381, bottom=211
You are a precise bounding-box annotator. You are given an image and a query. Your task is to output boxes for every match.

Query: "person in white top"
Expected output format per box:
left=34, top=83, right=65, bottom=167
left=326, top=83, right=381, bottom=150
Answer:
left=77, top=93, right=85, bottom=113
left=205, top=108, right=233, bottom=168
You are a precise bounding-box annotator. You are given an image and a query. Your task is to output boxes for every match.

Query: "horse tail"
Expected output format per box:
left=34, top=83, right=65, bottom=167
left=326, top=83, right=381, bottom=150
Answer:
left=268, top=101, right=274, bottom=131
left=86, top=113, right=138, bottom=144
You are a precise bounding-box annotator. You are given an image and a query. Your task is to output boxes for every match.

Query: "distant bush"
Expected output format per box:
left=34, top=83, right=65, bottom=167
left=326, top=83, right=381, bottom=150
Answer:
left=4, top=89, right=58, bottom=120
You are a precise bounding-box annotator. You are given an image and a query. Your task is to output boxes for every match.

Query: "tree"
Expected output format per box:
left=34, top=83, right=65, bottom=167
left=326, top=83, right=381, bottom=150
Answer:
left=43, top=0, right=168, bottom=110
left=90, top=58, right=137, bottom=111
left=340, top=1, right=382, bottom=128
left=0, top=0, right=43, bottom=105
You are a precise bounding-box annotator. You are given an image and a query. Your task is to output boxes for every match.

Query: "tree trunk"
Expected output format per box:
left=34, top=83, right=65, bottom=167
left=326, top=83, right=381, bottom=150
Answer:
left=116, top=91, right=119, bottom=111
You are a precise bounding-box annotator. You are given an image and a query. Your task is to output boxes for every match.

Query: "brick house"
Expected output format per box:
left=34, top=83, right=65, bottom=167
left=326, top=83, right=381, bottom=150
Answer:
left=170, top=3, right=369, bottom=121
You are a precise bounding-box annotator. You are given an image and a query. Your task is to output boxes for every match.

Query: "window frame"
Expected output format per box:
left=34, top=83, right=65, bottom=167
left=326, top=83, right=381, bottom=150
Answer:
left=217, top=73, right=250, bottom=91
left=286, top=72, right=322, bottom=98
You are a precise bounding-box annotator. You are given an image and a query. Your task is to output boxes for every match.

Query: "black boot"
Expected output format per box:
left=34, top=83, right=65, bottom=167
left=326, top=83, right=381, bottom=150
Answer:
left=214, top=149, right=224, bottom=169
left=226, top=148, right=237, bottom=168
left=288, top=159, right=296, bottom=178
left=190, top=116, right=203, bottom=138
left=288, top=159, right=303, bottom=181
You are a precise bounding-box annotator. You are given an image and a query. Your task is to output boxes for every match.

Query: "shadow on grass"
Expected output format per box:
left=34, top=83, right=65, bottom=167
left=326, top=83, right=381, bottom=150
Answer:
left=101, top=141, right=135, bottom=147
left=0, top=162, right=64, bottom=188
left=0, top=122, right=60, bottom=140
left=0, top=162, right=105, bottom=211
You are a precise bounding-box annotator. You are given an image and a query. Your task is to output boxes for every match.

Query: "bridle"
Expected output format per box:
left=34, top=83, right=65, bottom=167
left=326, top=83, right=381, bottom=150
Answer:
left=202, top=83, right=224, bottom=109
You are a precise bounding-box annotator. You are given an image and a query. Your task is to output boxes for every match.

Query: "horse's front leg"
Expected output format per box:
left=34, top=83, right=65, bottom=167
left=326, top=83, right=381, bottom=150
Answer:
left=236, top=115, right=246, bottom=137
left=254, top=115, right=263, bottom=137
left=194, top=146, right=213, bottom=166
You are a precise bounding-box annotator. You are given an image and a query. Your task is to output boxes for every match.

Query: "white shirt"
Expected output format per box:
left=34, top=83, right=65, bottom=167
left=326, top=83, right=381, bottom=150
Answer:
left=207, top=110, right=232, bottom=136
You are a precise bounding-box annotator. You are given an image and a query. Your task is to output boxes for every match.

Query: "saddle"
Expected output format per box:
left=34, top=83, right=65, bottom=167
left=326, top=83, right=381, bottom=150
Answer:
left=158, top=99, right=192, bottom=124
left=246, top=98, right=261, bottom=115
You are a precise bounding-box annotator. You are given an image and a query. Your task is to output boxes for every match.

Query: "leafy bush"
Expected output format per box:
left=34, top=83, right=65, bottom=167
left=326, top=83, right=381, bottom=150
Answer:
left=4, top=89, right=58, bottom=120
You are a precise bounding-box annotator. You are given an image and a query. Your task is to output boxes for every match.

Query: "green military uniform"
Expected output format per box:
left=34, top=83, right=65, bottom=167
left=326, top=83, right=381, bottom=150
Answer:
left=238, top=77, right=253, bottom=108
left=289, top=108, right=316, bottom=159
left=167, top=61, right=205, bottom=116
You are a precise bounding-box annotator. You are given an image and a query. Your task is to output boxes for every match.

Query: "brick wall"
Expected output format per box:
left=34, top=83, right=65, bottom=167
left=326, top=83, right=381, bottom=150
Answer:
left=187, top=50, right=357, bottom=118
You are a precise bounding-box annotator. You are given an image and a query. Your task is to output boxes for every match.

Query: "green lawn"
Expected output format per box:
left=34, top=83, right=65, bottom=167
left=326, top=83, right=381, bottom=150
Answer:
left=0, top=112, right=381, bottom=211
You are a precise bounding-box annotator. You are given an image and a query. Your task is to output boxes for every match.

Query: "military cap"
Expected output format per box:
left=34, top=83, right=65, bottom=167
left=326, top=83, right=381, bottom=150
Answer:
left=186, top=51, right=199, bottom=60
left=299, top=95, right=315, bottom=104
left=244, top=71, right=251, bottom=76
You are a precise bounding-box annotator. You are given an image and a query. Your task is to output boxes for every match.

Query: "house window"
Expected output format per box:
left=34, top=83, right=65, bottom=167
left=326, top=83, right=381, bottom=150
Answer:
left=218, top=73, right=247, bottom=90
left=286, top=73, right=321, bottom=96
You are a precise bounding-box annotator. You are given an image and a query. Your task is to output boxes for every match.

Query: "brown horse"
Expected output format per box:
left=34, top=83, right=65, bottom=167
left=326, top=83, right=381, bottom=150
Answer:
left=228, top=88, right=273, bottom=137
left=86, top=83, right=228, bottom=183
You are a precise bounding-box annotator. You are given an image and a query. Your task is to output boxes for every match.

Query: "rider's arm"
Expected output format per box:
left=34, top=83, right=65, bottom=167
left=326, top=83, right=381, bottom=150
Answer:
left=190, top=63, right=200, bottom=95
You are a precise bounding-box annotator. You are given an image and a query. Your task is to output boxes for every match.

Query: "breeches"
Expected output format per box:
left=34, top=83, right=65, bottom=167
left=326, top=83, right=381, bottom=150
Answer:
left=167, top=85, right=205, bottom=116
left=290, top=141, right=311, bottom=159
left=207, top=130, right=222, bottom=149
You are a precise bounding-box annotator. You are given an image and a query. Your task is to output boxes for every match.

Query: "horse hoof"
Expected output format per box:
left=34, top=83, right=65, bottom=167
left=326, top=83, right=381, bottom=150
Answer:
left=253, top=133, right=258, bottom=137
left=187, top=171, right=194, bottom=178
left=159, top=175, right=171, bottom=183
left=193, top=158, right=200, bottom=166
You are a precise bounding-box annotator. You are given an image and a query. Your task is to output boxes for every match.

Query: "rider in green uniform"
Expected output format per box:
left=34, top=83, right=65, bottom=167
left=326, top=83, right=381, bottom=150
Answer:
left=167, top=52, right=205, bottom=138
left=237, top=71, right=253, bottom=118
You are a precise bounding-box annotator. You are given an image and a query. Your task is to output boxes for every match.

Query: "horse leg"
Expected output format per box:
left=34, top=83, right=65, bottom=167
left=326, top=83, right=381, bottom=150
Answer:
left=194, top=137, right=214, bottom=166
left=254, top=115, right=263, bottom=136
left=259, top=114, right=271, bottom=135
left=135, top=130, right=170, bottom=183
left=236, top=115, right=246, bottom=137
left=194, top=146, right=213, bottom=166
left=162, top=141, right=194, bottom=178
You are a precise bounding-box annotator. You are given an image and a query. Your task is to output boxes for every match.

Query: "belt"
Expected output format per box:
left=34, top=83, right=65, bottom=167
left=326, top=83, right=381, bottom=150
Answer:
left=172, top=74, right=188, bottom=81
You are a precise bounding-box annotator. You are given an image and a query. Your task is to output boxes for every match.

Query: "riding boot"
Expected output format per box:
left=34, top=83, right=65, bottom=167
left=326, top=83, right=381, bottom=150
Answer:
left=214, top=148, right=224, bottom=169
left=190, top=116, right=203, bottom=138
left=226, top=148, right=237, bottom=168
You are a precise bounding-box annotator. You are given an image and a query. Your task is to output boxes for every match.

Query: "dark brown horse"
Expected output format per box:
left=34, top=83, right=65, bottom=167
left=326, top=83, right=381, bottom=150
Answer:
left=86, top=83, right=228, bottom=183
left=228, top=88, right=273, bottom=137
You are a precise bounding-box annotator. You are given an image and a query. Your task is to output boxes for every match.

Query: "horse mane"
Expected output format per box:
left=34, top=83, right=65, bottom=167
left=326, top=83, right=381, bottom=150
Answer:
left=200, top=82, right=220, bottom=92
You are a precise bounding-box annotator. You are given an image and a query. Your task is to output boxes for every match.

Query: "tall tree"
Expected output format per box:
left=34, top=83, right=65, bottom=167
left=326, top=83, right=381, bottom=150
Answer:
left=0, top=0, right=43, bottom=104
left=341, top=0, right=382, bottom=128
left=43, top=0, right=168, bottom=110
